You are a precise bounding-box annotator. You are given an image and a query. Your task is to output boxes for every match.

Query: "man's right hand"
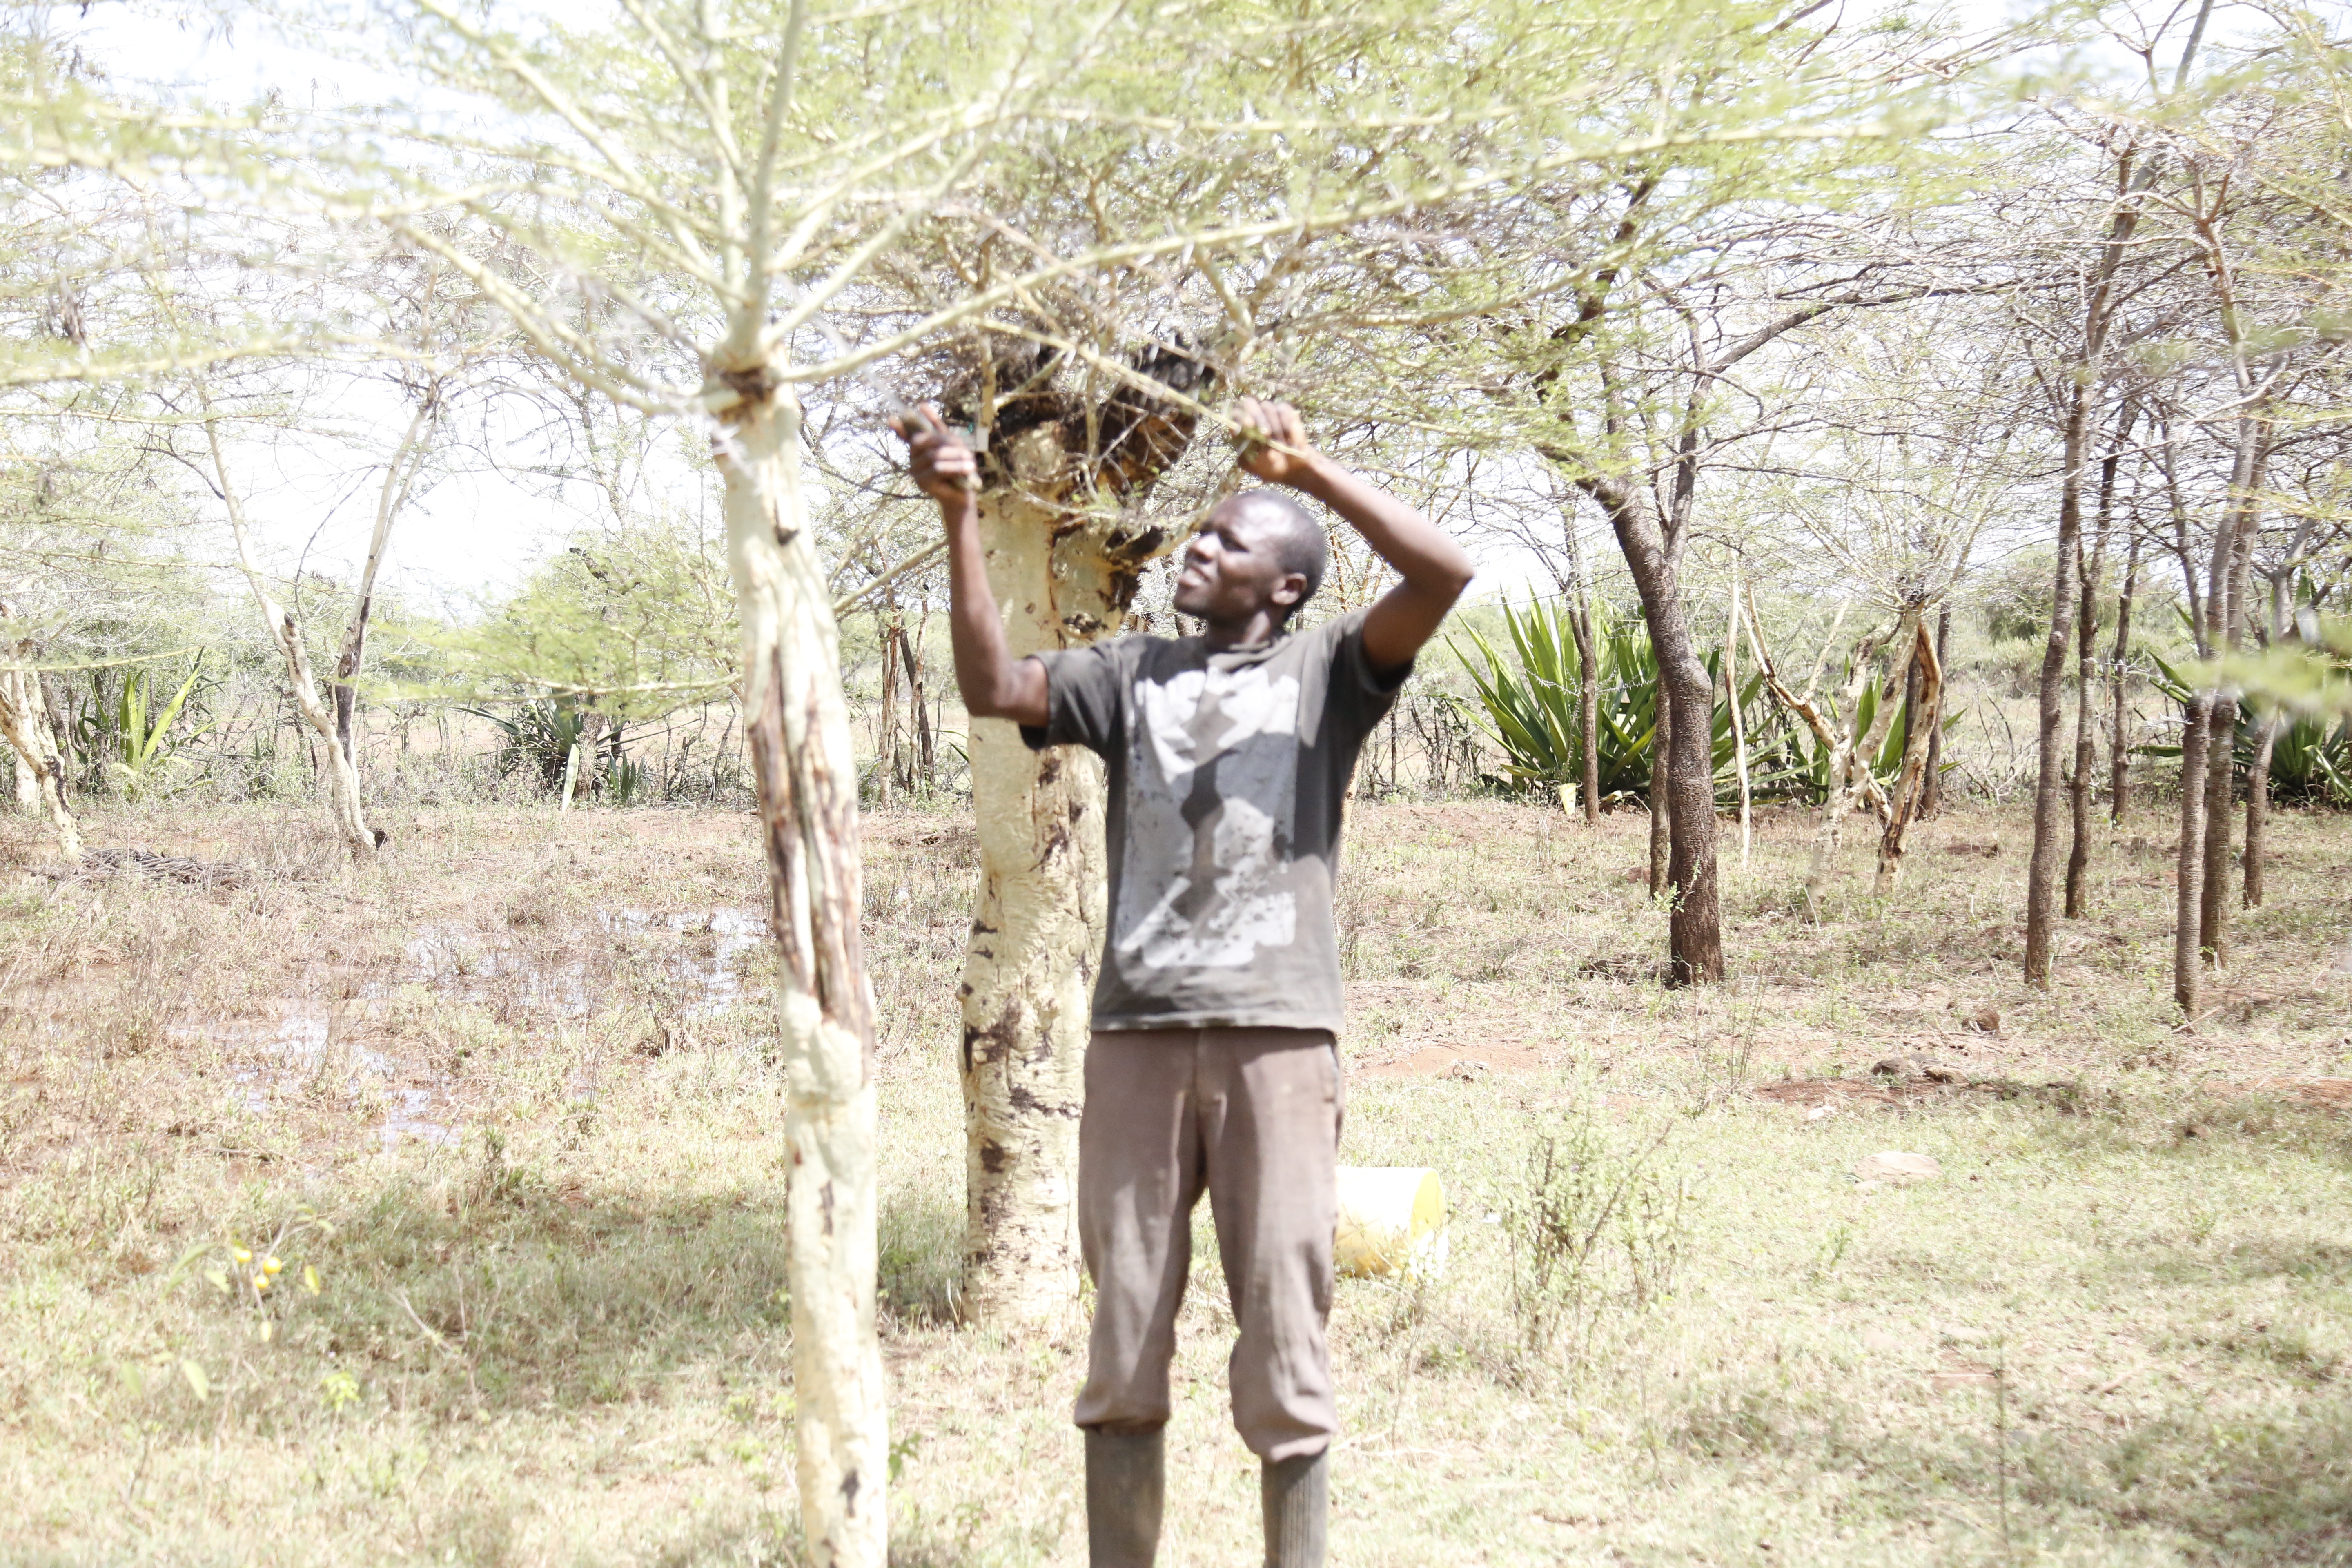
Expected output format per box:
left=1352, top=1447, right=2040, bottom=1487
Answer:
left=890, top=404, right=980, bottom=504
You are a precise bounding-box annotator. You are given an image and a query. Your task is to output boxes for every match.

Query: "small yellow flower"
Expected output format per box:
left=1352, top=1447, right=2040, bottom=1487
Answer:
left=263, top=1256, right=283, bottom=1276
left=232, top=1247, right=253, bottom=1265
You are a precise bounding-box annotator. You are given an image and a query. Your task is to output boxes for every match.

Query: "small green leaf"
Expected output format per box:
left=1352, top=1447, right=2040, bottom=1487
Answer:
left=180, top=1359, right=209, bottom=1402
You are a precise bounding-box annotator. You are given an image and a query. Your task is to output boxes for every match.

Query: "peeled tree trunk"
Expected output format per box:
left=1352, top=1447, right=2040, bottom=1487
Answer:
left=0, top=656, right=78, bottom=859
left=1874, top=614, right=1942, bottom=895
left=1750, top=610, right=1893, bottom=921
left=956, top=359, right=1205, bottom=1325
left=716, top=386, right=887, bottom=1568
left=8, top=721, right=33, bottom=813
left=959, top=451, right=1114, bottom=1328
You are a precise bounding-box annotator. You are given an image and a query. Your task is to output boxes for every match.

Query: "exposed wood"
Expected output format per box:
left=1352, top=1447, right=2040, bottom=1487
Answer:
left=716, top=385, right=888, bottom=1568
left=1744, top=597, right=1893, bottom=922
left=1875, top=615, right=1942, bottom=895
left=952, top=344, right=1209, bottom=1324
left=0, top=625, right=79, bottom=859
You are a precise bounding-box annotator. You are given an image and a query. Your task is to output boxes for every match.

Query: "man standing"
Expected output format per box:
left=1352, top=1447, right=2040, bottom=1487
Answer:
left=898, top=396, right=1472, bottom=1566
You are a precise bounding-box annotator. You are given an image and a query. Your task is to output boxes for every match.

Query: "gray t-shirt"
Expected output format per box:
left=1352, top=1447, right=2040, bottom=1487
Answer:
left=1022, top=608, right=1409, bottom=1032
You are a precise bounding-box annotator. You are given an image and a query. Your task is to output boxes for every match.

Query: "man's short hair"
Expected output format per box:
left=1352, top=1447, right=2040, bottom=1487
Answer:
left=1232, top=489, right=1327, bottom=621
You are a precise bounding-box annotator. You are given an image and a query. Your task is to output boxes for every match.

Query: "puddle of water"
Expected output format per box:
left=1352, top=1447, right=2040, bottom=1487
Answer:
left=599, top=906, right=767, bottom=1013
left=396, top=907, right=764, bottom=1019
left=399, top=924, right=591, bottom=1016
left=189, top=1007, right=456, bottom=1146
left=381, top=1085, right=457, bottom=1146
left=168, top=906, right=770, bottom=1149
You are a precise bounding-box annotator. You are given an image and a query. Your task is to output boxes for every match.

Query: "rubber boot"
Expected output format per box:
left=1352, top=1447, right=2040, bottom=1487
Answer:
left=1261, top=1449, right=1329, bottom=1568
left=1085, top=1428, right=1165, bottom=1568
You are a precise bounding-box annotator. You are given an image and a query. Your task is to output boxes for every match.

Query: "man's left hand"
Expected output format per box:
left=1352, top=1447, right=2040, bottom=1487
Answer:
left=1233, top=396, right=1321, bottom=487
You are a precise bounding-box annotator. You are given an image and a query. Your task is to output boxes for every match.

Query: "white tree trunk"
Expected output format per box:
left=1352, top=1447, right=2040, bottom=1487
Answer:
left=716, top=388, right=887, bottom=1568
left=960, top=470, right=1113, bottom=1326
left=0, top=664, right=78, bottom=859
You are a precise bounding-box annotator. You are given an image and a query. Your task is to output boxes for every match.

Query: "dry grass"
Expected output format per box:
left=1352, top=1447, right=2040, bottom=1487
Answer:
left=2, top=795, right=2350, bottom=1566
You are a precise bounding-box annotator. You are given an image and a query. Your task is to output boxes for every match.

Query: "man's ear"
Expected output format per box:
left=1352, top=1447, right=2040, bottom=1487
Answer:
left=1270, top=572, right=1307, bottom=610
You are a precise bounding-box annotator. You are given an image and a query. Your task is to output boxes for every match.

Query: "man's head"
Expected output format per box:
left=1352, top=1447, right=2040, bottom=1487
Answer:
left=1171, top=489, right=1327, bottom=632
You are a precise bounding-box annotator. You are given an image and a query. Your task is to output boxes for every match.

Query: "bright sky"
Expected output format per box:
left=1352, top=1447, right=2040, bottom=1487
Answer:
left=63, top=0, right=2273, bottom=617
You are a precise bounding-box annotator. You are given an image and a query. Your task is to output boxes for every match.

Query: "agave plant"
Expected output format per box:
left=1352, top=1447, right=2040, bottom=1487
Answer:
left=1454, top=601, right=1806, bottom=807
left=469, top=699, right=634, bottom=803
left=73, top=659, right=216, bottom=798
left=2146, top=654, right=2352, bottom=805
left=1456, top=600, right=1945, bottom=808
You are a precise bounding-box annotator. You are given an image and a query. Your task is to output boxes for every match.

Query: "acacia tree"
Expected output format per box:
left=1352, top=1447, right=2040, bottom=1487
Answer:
left=806, top=0, right=1858, bottom=1321
left=147, top=275, right=477, bottom=862
left=1747, top=303, right=2028, bottom=894
left=1450, top=3, right=1999, bottom=978
left=2041, top=0, right=2352, bottom=1011
left=1531, top=247, right=1976, bottom=979
left=305, top=0, right=1690, bottom=1546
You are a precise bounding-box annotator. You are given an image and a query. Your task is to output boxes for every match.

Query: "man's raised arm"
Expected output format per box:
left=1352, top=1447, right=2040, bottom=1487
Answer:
left=1233, top=397, right=1474, bottom=671
left=891, top=406, right=1049, bottom=729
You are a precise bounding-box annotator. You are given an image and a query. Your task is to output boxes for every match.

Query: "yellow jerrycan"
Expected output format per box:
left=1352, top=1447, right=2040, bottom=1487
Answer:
left=1333, top=1166, right=1447, bottom=1279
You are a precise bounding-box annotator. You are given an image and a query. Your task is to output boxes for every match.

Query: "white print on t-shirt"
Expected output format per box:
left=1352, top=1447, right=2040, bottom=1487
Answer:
left=1115, top=662, right=1304, bottom=971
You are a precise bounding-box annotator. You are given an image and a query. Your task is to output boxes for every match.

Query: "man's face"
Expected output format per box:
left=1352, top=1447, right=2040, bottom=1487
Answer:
left=1172, top=498, right=1303, bottom=626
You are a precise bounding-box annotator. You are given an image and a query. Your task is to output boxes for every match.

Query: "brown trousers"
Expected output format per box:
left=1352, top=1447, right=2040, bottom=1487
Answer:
left=1074, top=1026, right=1343, bottom=1463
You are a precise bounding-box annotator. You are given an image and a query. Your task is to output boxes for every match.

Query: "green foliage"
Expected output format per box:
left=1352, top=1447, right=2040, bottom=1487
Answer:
left=1507, top=1109, right=1692, bottom=1354
left=1454, top=600, right=1798, bottom=806
left=70, top=658, right=217, bottom=798
left=421, top=528, right=736, bottom=725
left=2148, top=653, right=2352, bottom=806
left=469, top=699, right=621, bottom=800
